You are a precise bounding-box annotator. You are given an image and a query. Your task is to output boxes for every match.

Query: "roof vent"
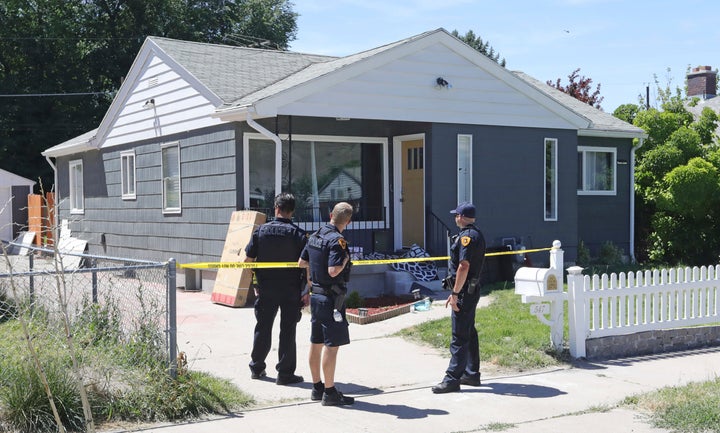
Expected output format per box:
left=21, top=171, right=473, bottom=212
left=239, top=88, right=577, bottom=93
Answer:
left=148, top=76, right=159, bottom=88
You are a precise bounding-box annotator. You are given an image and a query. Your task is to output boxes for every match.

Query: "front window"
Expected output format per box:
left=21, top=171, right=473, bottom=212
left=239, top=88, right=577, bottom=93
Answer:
left=245, top=134, right=387, bottom=227
left=69, top=159, right=84, bottom=214
left=120, top=151, right=136, bottom=200
left=457, top=134, right=472, bottom=203
left=545, top=138, right=558, bottom=221
left=161, top=143, right=181, bottom=213
left=577, top=146, right=616, bottom=195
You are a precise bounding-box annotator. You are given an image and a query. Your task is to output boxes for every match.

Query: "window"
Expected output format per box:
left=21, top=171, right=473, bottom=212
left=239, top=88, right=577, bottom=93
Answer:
left=69, top=159, right=84, bottom=214
left=578, top=146, right=616, bottom=195
left=120, top=151, right=136, bottom=199
left=161, top=143, right=181, bottom=213
left=544, top=138, right=558, bottom=221
left=457, top=134, right=472, bottom=203
left=245, top=134, right=387, bottom=225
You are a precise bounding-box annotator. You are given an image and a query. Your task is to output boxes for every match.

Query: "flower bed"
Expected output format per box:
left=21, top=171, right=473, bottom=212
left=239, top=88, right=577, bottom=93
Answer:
left=345, top=295, right=416, bottom=325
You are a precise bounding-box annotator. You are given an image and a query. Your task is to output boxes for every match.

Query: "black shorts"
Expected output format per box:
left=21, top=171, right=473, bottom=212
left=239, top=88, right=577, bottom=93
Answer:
left=310, top=293, right=350, bottom=347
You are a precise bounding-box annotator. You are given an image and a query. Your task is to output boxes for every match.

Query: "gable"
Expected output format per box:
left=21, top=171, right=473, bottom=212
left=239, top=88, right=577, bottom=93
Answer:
left=99, top=51, right=223, bottom=149
left=221, top=29, right=589, bottom=131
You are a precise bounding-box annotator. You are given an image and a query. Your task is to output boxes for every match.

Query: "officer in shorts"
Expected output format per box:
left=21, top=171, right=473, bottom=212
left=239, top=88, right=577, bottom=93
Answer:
left=298, top=202, right=355, bottom=406
left=245, top=193, right=308, bottom=385
left=432, top=201, right=487, bottom=393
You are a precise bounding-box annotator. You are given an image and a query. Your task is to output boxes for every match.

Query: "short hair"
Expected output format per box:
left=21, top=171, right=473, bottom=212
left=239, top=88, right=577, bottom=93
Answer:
left=274, top=193, right=296, bottom=214
left=330, top=202, right=353, bottom=225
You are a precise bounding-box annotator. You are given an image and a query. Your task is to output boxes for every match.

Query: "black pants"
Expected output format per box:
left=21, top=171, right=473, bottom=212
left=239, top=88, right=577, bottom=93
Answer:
left=249, top=292, right=301, bottom=377
left=443, top=291, right=481, bottom=383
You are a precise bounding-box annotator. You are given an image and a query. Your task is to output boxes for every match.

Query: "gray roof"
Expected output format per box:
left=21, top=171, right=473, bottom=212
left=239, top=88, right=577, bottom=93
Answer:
left=513, top=71, right=646, bottom=138
left=150, top=37, right=336, bottom=103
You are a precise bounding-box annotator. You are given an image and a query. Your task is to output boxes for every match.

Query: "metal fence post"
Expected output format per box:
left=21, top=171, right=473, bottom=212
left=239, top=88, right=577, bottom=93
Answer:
left=28, top=252, right=34, bottom=311
left=91, top=258, right=98, bottom=303
left=167, top=258, right=178, bottom=378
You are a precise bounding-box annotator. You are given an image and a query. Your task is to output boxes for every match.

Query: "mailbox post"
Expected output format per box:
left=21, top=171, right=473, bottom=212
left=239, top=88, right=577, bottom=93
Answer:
left=514, top=240, right=565, bottom=352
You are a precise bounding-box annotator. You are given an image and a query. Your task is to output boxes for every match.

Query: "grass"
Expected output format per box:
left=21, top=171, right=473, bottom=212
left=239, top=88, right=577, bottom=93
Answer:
left=397, top=282, right=565, bottom=371
left=622, top=378, right=720, bottom=433
left=0, top=303, right=254, bottom=433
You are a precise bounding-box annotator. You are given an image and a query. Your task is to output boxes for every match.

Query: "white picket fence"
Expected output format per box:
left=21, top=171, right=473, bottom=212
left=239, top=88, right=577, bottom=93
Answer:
left=566, top=265, right=720, bottom=358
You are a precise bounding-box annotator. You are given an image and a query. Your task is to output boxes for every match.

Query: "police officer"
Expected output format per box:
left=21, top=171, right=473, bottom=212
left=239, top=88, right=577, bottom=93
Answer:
left=245, top=193, right=308, bottom=386
left=432, top=201, right=487, bottom=394
left=298, top=202, right=355, bottom=406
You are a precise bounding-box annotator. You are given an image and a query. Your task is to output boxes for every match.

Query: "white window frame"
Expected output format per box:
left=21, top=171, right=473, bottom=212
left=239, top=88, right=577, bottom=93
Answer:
left=243, top=133, right=389, bottom=231
left=457, top=134, right=472, bottom=203
left=161, top=142, right=181, bottom=214
left=120, top=150, right=136, bottom=200
left=69, top=159, right=84, bottom=214
left=544, top=138, right=558, bottom=221
left=578, top=146, right=617, bottom=196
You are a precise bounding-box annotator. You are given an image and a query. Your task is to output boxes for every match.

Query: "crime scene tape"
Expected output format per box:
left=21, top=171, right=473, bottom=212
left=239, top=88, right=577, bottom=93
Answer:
left=178, top=246, right=554, bottom=270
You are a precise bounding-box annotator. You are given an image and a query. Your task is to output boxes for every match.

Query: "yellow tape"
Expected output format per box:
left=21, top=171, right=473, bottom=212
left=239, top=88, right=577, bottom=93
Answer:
left=178, top=246, right=554, bottom=269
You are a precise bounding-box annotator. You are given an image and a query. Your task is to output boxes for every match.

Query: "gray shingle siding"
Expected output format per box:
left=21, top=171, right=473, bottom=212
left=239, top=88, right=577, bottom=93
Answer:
left=56, top=124, right=239, bottom=264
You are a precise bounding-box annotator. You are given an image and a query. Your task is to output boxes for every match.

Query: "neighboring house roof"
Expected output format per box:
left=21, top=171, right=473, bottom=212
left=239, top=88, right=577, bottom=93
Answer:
left=0, top=168, right=36, bottom=187
left=43, top=28, right=644, bottom=157
left=686, top=96, right=720, bottom=140
left=514, top=71, right=647, bottom=139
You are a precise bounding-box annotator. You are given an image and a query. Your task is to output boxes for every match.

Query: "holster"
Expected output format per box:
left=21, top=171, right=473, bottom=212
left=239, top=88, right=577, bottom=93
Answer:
left=442, top=275, right=455, bottom=291
left=467, top=276, right=480, bottom=295
left=330, top=284, right=347, bottom=311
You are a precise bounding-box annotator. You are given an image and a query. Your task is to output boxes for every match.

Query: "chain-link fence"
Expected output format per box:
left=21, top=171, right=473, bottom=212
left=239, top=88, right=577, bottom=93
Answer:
left=0, top=244, right=177, bottom=374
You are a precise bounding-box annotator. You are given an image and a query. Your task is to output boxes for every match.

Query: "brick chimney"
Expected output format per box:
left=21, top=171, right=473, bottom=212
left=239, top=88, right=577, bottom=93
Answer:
left=687, top=66, right=717, bottom=99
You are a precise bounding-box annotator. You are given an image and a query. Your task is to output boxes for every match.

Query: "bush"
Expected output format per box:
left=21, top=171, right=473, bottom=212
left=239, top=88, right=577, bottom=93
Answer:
left=598, top=241, right=624, bottom=266
left=576, top=240, right=591, bottom=266
left=345, top=291, right=364, bottom=308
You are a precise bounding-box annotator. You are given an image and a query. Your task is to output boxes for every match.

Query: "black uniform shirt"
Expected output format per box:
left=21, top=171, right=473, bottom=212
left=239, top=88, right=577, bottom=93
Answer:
left=245, top=217, right=306, bottom=287
left=449, top=224, right=486, bottom=280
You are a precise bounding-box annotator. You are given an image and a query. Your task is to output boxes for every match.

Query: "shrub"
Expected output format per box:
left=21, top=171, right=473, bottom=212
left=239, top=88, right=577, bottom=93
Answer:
left=576, top=240, right=591, bottom=267
left=345, top=291, right=364, bottom=308
left=598, top=241, right=624, bottom=266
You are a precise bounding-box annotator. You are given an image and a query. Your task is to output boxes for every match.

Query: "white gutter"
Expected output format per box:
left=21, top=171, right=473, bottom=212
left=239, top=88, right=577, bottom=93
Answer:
left=245, top=110, right=282, bottom=199
left=629, top=137, right=644, bottom=263
left=45, top=155, right=59, bottom=243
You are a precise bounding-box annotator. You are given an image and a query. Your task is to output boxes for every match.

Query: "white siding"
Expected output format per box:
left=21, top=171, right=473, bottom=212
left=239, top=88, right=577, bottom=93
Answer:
left=101, top=54, right=223, bottom=149
left=276, top=43, right=576, bottom=130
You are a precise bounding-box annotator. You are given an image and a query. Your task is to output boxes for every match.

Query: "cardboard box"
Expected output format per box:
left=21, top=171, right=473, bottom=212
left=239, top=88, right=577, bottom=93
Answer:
left=210, top=210, right=266, bottom=307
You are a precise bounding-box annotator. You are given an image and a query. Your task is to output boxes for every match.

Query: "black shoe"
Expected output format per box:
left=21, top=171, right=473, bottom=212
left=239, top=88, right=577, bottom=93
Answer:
left=431, top=381, right=460, bottom=394
left=276, top=374, right=303, bottom=385
left=250, top=369, right=266, bottom=380
left=311, top=387, right=324, bottom=401
left=460, top=374, right=481, bottom=386
left=321, top=390, right=355, bottom=406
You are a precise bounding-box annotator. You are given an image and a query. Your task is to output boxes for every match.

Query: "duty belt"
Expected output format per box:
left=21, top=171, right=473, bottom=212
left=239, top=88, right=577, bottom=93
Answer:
left=311, top=283, right=345, bottom=296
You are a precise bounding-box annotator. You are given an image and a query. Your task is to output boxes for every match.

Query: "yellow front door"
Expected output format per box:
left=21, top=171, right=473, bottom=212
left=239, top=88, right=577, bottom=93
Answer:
left=401, top=139, right=425, bottom=248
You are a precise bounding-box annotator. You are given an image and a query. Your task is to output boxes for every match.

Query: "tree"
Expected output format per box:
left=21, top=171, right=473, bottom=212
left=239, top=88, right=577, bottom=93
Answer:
left=629, top=84, right=720, bottom=264
left=547, top=68, right=603, bottom=109
left=0, top=0, right=298, bottom=190
left=451, top=29, right=506, bottom=67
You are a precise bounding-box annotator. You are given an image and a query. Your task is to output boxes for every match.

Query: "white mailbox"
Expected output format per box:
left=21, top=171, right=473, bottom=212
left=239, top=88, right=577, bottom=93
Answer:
left=514, top=267, right=562, bottom=298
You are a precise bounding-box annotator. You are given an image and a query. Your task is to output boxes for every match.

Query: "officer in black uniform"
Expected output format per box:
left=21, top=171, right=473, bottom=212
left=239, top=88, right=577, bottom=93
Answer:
left=432, top=201, right=487, bottom=394
left=245, top=193, right=308, bottom=386
left=298, top=201, right=355, bottom=406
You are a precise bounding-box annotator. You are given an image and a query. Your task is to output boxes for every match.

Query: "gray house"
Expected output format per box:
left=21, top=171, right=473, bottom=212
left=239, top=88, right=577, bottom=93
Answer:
left=42, top=28, right=646, bottom=286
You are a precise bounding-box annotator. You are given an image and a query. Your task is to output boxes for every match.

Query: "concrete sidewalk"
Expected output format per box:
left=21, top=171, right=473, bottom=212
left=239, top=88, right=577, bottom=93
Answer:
left=106, top=289, right=720, bottom=433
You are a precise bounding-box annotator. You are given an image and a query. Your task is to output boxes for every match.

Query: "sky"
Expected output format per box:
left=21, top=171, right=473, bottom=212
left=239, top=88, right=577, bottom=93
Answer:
left=288, top=0, right=720, bottom=113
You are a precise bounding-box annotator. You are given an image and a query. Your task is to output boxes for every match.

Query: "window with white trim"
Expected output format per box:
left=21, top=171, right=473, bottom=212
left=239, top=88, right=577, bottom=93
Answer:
left=577, top=146, right=616, bottom=195
left=544, top=138, right=558, bottom=221
left=245, top=134, right=387, bottom=226
left=457, top=134, right=472, bottom=203
left=69, top=159, right=84, bottom=214
left=120, top=151, right=136, bottom=200
left=161, top=143, right=181, bottom=213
